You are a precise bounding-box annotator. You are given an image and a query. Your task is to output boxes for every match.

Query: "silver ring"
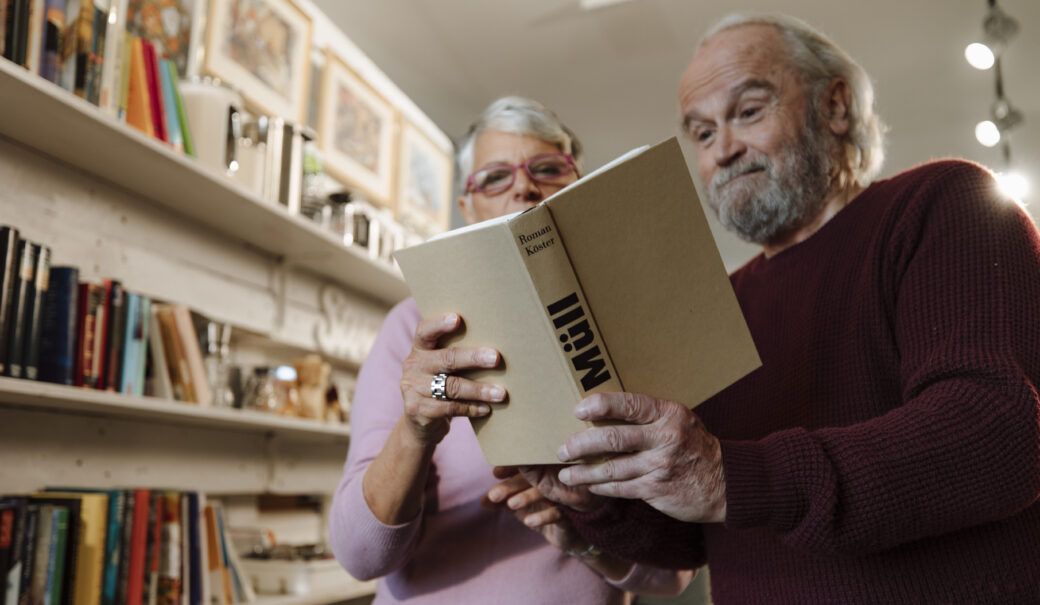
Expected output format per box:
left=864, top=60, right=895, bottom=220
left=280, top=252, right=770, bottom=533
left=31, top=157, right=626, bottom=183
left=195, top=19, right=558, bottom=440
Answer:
left=431, top=373, right=449, bottom=401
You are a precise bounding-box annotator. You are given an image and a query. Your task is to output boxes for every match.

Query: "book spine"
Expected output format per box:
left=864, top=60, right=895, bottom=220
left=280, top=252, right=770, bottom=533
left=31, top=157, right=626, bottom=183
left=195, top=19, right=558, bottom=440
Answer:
left=15, top=505, right=38, bottom=605
left=5, top=239, right=36, bottom=379
left=124, top=490, right=148, bottom=605
left=38, top=0, right=63, bottom=83
left=171, top=307, right=209, bottom=406
left=156, top=493, right=180, bottom=605
left=0, top=226, right=19, bottom=376
left=72, top=0, right=92, bottom=98
left=38, top=267, right=79, bottom=385
left=133, top=297, right=149, bottom=397
left=99, top=491, right=123, bottom=605
left=96, top=0, right=124, bottom=115
left=93, top=280, right=114, bottom=390
left=3, top=498, right=27, bottom=605
left=30, top=505, right=53, bottom=604
left=118, top=293, right=137, bottom=394
left=21, top=0, right=41, bottom=72
left=506, top=206, right=623, bottom=398
left=0, top=504, right=15, bottom=596
left=58, top=0, right=79, bottom=91
left=85, top=0, right=105, bottom=105
left=167, top=64, right=192, bottom=156
left=44, top=507, right=67, bottom=605
left=23, top=245, right=50, bottom=381
left=114, top=492, right=132, bottom=605
left=158, top=59, right=181, bottom=153
left=103, top=281, right=125, bottom=392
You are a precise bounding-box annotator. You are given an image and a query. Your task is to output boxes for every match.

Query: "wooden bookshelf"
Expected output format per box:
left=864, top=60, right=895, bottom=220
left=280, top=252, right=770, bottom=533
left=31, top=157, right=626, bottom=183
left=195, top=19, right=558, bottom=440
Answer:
left=0, top=58, right=408, bottom=306
left=0, top=377, right=349, bottom=442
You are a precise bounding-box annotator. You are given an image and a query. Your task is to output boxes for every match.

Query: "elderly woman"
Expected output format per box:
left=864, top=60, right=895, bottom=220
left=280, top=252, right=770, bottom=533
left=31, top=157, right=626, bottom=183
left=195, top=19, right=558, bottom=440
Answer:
left=329, top=97, right=693, bottom=604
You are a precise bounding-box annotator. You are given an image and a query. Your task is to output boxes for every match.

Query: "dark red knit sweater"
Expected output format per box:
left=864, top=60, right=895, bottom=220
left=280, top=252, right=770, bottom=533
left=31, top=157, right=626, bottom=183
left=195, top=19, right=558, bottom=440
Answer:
left=566, top=160, right=1040, bottom=603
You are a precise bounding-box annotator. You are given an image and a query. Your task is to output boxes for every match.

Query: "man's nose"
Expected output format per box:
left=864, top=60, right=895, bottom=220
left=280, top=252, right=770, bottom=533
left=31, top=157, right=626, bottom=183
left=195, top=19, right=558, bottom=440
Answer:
left=713, top=125, right=747, bottom=168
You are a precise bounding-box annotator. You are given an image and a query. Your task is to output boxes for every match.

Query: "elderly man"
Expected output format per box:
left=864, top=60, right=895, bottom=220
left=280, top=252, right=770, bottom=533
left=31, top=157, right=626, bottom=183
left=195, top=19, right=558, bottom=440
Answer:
left=504, top=13, right=1040, bottom=603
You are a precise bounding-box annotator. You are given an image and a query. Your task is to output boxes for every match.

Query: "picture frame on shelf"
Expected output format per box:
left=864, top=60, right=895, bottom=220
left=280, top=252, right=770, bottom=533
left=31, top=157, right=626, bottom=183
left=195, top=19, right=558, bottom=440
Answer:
left=395, top=120, right=452, bottom=235
left=203, top=0, right=312, bottom=122
left=318, top=51, right=397, bottom=207
left=125, top=0, right=205, bottom=78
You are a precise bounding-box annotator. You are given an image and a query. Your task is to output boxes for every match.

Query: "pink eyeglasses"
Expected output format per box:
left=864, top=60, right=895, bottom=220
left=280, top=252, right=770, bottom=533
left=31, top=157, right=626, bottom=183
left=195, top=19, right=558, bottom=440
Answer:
left=465, top=153, right=578, bottom=196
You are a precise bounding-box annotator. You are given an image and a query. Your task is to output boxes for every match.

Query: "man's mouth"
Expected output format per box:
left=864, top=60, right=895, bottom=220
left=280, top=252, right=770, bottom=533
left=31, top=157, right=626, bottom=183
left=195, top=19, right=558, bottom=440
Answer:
left=721, top=166, right=766, bottom=187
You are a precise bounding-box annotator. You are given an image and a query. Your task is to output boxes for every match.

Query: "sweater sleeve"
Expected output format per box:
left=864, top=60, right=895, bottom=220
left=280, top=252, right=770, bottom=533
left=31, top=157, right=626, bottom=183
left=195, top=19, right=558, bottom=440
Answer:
left=563, top=497, right=707, bottom=570
left=722, top=161, right=1040, bottom=555
left=328, top=300, right=427, bottom=580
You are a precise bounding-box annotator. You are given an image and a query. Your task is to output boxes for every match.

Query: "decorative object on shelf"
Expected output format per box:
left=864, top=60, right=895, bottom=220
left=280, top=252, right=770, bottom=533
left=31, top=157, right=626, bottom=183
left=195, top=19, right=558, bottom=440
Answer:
left=234, top=114, right=269, bottom=196
left=243, top=366, right=278, bottom=412
left=395, top=120, right=453, bottom=235
left=203, top=0, right=312, bottom=122
left=272, top=363, right=301, bottom=416
left=256, top=115, right=314, bottom=213
left=314, top=284, right=379, bottom=364
left=298, top=146, right=327, bottom=222
left=203, top=320, right=236, bottom=407
left=125, top=0, right=205, bottom=78
left=180, top=76, right=243, bottom=175
left=293, top=354, right=329, bottom=420
left=318, top=51, right=397, bottom=206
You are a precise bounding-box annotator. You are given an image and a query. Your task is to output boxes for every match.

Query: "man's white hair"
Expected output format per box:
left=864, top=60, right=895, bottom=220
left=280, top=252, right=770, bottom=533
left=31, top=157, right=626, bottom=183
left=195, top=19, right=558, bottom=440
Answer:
left=701, top=13, right=885, bottom=188
left=456, top=96, right=583, bottom=191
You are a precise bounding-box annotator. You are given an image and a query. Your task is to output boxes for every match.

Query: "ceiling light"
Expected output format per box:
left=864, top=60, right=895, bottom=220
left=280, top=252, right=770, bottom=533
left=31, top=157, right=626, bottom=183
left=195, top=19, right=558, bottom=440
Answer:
left=996, top=171, right=1030, bottom=202
left=975, top=120, right=1001, bottom=147
left=964, top=43, right=995, bottom=70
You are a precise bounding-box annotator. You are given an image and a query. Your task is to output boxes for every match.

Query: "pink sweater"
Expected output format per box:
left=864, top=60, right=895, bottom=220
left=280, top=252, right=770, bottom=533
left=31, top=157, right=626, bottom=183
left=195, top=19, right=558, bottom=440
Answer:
left=329, top=299, right=690, bottom=604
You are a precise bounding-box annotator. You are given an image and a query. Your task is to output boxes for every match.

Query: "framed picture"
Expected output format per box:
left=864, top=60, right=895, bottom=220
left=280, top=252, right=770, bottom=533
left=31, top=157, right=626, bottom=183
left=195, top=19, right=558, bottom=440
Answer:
left=203, top=0, right=312, bottom=122
left=125, top=0, right=204, bottom=77
left=318, top=52, right=397, bottom=206
left=395, top=121, right=453, bottom=234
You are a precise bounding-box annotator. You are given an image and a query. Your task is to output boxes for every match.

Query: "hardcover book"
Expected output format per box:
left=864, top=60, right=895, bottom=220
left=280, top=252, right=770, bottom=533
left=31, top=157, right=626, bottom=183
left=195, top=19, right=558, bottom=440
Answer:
left=0, top=226, right=19, bottom=377
left=22, top=244, right=50, bottom=381
left=35, top=492, right=107, bottom=605
left=396, top=137, right=760, bottom=465
left=5, top=239, right=36, bottom=379
left=39, top=267, right=80, bottom=385
left=74, top=282, right=103, bottom=388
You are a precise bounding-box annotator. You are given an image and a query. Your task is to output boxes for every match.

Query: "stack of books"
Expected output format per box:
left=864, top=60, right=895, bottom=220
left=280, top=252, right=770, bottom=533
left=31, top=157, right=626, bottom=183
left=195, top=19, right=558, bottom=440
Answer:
left=0, top=490, right=254, bottom=605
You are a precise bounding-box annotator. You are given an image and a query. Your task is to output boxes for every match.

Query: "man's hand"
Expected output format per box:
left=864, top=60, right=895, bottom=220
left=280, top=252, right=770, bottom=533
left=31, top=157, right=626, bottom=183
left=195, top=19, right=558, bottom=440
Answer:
left=556, top=392, right=727, bottom=523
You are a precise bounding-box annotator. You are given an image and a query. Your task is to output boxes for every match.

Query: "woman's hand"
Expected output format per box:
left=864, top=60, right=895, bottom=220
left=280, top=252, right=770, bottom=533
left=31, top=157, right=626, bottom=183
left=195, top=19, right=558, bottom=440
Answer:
left=399, top=312, right=506, bottom=446
left=485, top=471, right=587, bottom=554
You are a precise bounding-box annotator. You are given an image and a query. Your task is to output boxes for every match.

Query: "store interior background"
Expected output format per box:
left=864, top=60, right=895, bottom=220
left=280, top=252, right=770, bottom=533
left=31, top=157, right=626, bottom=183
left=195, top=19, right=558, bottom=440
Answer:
left=315, top=0, right=1039, bottom=272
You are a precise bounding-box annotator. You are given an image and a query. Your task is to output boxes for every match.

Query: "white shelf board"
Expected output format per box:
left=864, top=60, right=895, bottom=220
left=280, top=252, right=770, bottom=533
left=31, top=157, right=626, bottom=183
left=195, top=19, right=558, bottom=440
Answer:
left=253, top=582, right=377, bottom=605
left=0, top=58, right=408, bottom=307
left=0, top=377, right=349, bottom=442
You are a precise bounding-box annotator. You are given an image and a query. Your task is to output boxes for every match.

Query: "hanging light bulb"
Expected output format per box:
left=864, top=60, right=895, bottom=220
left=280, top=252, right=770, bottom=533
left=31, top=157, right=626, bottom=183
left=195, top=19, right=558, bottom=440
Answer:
left=996, top=172, right=1030, bottom=201
left=975, top=120, right=1001, bottom=147
left=965, top=43, right=995, bottom=70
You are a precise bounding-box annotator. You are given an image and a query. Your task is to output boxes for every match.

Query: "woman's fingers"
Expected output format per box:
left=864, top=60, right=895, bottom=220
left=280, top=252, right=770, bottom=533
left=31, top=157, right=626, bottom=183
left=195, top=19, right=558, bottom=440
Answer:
left=413, top=313, right=463, bottom=350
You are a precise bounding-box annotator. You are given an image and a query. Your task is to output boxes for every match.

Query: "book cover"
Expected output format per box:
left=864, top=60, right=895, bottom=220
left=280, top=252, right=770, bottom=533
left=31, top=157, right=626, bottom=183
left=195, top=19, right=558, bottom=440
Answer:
left=184, top=494, right=202, bottom=605
left=92, top=280, right=117, bottom=390
left=22, top=245, right=50, bottom=381
left=70, top=0, right=93, bottom=98
left=1, top=497, right=28, bottom=605
left=124, top=490, right=149, bottom=605
left=37, top=0, right=63, bottom=83
left=37, top=493, right=107, bottom=605
left=0, top=226, right=19, bottom=377
left=28, top=504, right=54, bottom=605
left=57, top=0, right=79, bottom=91
left=14, top=505, right=39, bottom=605
left=170, top=306, right=210, bottom=406
left=38, top=267, right=79, bottom=385
left=99, top=491, right=124, bottom=605
left=140, top=39, right=166, bottom=143
left=44, top=506, right=69, bottom=605
left=29, top=497, right=81, bottom=605
left=0, top=499, right=21, bottom=602
left=201, top=506, right=226, bottom=605
left=144, top=301, right=173, bottom=400
left=5, top=239, right=36, bottom=379
left=116, top=31, right=132, bottom=120
left=166, top=62, right=193, bottom=157
left=157, top=59, right=182, bottom=153
left=155, top=493, right=179, bottom=605
left=84, top=0, right=107, bottom=105
left=142, top=494, right=160, bottom=605
left=132, top=297, right=150, bottom=397
left=154, top=306, right=189, bottom=402
left=119, top=293, right=139, bottom=395
left=95, top=0, right=123, bottom=113
left=102, top=281, right=126, bottom=392
left=395, top=138, right=761, bottom=465
left=73, top=282, right=102, bottom=388
left=125, top=35, right=154, bottom=137
left=21, top=0, right=42, bottom=73
left=114, top=491, right=133, bottom=605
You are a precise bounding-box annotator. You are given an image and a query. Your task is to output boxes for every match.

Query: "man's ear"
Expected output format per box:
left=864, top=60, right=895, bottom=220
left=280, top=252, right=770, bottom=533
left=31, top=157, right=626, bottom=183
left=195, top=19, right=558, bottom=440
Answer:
left=825, top=78, right=852, bottom=137
left=458, top=194, right=477, bottom=224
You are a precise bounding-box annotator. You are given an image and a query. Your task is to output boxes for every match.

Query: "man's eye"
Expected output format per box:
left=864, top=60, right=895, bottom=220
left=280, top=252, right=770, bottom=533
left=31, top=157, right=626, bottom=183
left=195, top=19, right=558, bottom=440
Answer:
left=696, top=129, right=714, bottom=143
left=739, top=106, right=761, bottom=119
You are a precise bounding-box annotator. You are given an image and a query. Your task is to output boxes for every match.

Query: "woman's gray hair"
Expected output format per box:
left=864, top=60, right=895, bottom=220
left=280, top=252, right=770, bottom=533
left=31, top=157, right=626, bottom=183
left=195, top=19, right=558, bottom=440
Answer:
left=456, top=96, right=584, bottom=191
left=701, top=13, right=885, bottom=188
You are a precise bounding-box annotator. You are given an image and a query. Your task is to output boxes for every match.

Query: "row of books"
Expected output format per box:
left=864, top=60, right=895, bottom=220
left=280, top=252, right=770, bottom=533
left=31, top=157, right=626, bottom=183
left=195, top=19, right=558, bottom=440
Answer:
left=1, top=0, right=194, bottom=154
left=0, top=490, right=255, bottom=605
left=1, top=225, right=214, bottom=405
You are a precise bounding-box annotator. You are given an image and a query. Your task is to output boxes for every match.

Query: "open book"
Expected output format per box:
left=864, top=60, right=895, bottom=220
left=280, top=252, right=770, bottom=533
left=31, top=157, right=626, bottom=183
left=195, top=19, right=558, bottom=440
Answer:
left=395, top=137, right=759, bottom=465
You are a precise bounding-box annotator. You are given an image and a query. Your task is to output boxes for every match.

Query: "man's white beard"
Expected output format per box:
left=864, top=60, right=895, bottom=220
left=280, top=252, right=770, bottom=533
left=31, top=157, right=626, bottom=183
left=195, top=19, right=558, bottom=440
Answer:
left=707, top=115, right=833, bottom=246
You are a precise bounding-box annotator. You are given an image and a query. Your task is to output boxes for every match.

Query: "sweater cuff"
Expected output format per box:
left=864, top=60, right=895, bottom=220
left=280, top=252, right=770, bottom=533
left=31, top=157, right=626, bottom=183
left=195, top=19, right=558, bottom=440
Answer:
left=720, top=437, right=801, bottom=532
left=343, top=475, right=424, bottom=560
